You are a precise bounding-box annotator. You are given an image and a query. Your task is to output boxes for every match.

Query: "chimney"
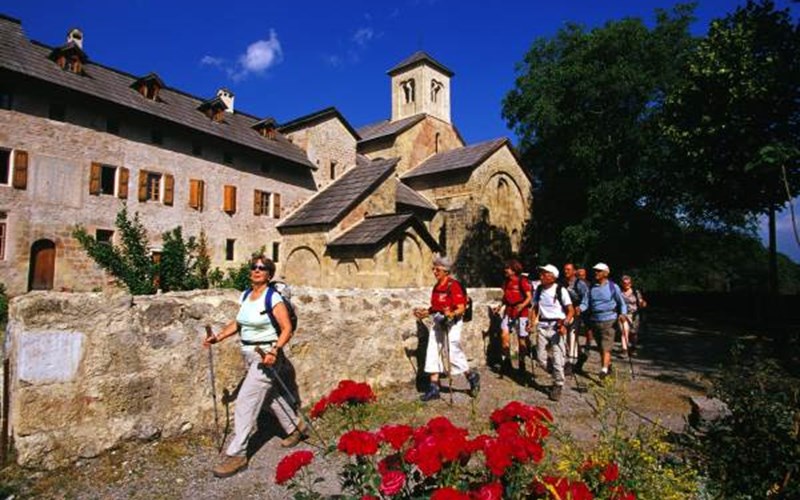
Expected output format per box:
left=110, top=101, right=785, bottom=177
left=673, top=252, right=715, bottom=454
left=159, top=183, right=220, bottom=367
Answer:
left=67, top=28, right=84, bottom=49
left=217, top=88, right=234, bottom=114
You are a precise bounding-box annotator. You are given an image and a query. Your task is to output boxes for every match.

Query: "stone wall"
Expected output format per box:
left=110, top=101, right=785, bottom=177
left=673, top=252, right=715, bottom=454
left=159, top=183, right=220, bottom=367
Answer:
left=6, top=287, right=501, bottom=469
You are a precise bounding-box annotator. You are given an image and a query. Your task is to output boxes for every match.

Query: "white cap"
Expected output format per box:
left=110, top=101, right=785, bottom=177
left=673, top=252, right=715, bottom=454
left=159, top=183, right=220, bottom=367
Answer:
left=538, top=264, right=559, bottom=279
left=593, top=262, right=610, bottom=273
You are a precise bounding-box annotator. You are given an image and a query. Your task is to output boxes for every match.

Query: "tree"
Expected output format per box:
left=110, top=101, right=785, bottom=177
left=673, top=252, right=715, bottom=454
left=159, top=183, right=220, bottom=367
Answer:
left=502, top=4, right=696, bottom=268
left=73, top=204, right=156, bottom=295
left=661, top=0, right=800, bottom=294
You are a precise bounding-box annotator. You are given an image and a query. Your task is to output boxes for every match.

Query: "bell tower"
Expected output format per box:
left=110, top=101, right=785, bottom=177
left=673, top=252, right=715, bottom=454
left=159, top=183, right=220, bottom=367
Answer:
left=388, top=51, right=453, bottom=124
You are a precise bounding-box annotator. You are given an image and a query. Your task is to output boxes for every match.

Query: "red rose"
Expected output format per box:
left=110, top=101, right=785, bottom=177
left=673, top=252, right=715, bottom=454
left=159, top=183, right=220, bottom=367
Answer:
left=274, top=450, right=314, bottom=485
left=378, top=424, right=413, bottom=450
left=377, top=453, right=403, bottom=474
left=328, top=380, right=376, bottom=406
left=379, top=470, right=406, bottom=496
left=338, top=430, right=379, bottom=456
left=471, top=482, right=503, bottom=500
left=602, top=462, right=620, bottom=483
left=431, top=487, right=471, bottom=500
left=310, top=396, right=329, bottom=419
left=610, top=486, right=636, bottom=500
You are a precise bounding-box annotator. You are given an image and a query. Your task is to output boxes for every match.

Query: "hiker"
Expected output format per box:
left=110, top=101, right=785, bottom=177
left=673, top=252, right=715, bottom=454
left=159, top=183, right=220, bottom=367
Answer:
left=493, top=259, right=533, bottom=380
left=580, top=263, right=627, bottom=379
left=562, top=263, right=589, bottom=375
left=413, top=255, right=480, bottom=402
left=203, top=255, right=306, bottom=478
left=528, top=264, right=574, bottom=401
left=619, top=275, right=647, bottom=355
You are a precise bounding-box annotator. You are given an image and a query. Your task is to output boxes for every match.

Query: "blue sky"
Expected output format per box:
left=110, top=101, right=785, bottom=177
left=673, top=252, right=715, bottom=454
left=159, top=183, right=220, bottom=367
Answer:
left=4, top=0, right=799, bottom=261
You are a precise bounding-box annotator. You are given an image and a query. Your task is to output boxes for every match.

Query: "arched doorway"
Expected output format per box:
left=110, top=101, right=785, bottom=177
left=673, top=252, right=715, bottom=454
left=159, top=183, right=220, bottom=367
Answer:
left=28, top=239, right=56, bottom=291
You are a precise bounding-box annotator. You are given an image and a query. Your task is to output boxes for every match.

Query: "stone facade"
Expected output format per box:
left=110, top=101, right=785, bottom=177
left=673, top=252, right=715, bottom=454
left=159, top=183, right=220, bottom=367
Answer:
left=6, top=288, right=500, bottom=469
left=0, top=83, right=315, bottom=296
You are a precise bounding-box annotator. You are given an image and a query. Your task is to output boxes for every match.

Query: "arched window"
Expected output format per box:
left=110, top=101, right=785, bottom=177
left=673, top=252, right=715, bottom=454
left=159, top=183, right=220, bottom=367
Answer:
left=402, top=79, right=416, bottom=104
left=431, top=79, right=443, bottom=103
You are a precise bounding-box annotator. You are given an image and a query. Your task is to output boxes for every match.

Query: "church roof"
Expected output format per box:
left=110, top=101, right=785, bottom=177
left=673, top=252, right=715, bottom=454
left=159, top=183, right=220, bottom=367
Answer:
left=328, top=213, right=440, bottom=251
left=396, top=182, right=436, bottom=211
left=278, top=106, right=361, bottom=141
left=401, top=138, right=509, bottom=180
left=0, top=15, right=313, bottom=169
left=387, top=51, right=454, bottom=77
left=278, top=156, right=399, bottom=229
left=356, top=113, right=426, bottom=144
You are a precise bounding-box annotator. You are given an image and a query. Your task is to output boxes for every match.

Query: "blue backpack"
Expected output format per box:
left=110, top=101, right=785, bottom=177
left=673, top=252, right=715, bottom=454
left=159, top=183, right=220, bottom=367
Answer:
left=242, top=281, right=298, bottom=332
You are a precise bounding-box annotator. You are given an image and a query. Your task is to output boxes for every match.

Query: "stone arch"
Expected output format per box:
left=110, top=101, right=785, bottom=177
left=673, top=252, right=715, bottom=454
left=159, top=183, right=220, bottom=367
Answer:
left=393, top=232, right=424, bottom=286
left=28, top=238, right=56, bottom=291
left=483, top=172, right=525, bottom=233
left=335, top=259, right=360, bottom=278
left=283, top=246, right=321, bottom=285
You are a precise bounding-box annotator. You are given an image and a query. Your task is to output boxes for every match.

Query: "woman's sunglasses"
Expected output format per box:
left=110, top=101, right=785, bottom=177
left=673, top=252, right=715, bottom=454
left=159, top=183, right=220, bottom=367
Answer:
left=250, top=264, right=268, bottom=271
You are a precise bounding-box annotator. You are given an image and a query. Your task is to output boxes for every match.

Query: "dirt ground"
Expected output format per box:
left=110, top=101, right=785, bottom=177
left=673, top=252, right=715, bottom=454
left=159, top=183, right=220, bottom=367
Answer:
left=0, top=309, right=749, bottom=499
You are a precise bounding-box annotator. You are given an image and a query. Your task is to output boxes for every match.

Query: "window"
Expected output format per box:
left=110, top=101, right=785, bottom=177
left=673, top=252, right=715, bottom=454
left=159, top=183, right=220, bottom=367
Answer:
left=435, top=132, right=440, bottom=154
left=100, top=164, right=116, bottom=195
left=225, top=239, right=235, bottom=261
left=223, top=185, right=237, bottom=214
left=272, top=242, right=280, bottom=263
left=254, top=190, right=271, bottom=216
left=0, top=220, right=5, bottom=260
left=431, top=79, right=443, bottom=103
left=49, top=102, right=66, bottom=121
left=151, top=129, right=163, bottom=145
left=96, top=229, right=114, bottom=245
left=0, top=149, right=10, bottom=185
left=189, top=179, right=205, bottom=211
left=401, top=79, right=415, bottom=104
left=106, top=118, right=120, bottom=135
left=0, top=88, right=12, bottom=110
left=397, top=237, right=404, bottom=262
left=223, top=151, right=233, bottom=165
left=137, top=170, right=174, bottom=205
left=330, top=160, right=338, bottom=180
left=192, top=142, right=203, bottom=157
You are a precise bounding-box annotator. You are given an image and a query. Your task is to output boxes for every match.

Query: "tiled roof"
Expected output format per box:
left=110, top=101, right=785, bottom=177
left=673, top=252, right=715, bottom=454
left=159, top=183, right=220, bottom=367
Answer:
left=356, top=113, right=425, bottom=144
left=278, top=156, right=398, bottom=229
left=401, top=138, right=508, bottom=180
left=0, top=16, right=313, bottom=169
left=328, top=213, right=439, bottom=250
left=278, top=106, right=361, bottom=140
left=387, top=51, right=454, bottom=77
left=396, top=182, right=436, bottom=211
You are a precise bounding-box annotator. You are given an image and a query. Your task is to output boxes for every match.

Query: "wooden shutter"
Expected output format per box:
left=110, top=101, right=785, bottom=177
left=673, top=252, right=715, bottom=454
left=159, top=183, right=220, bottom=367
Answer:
left=12, top=150, right=28, bottom=190
left=223, top=185, right=237, bottom=214
left=189, top=179, right=204, bottom=211
left=118, top=167, right=129, bottom=199
left=163, top=174, right=174, bottom=206
left=273, top=192, right=281, bottom=219
left=253, top=190, right=262, bottom=215
left=89, top=162, right=101, bottom=195
left=138, top=170, right=148, bottom=201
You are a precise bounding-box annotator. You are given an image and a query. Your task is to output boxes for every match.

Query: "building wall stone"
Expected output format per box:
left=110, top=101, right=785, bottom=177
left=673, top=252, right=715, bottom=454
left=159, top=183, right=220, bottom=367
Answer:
left=283, top=116, right=357, bottom=191
left=6, top=288, right=501, bottom=469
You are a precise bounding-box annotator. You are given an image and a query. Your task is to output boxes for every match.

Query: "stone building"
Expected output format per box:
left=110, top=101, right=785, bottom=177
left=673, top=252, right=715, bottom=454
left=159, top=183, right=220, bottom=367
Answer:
left=0, top=14, right=531, bottom=294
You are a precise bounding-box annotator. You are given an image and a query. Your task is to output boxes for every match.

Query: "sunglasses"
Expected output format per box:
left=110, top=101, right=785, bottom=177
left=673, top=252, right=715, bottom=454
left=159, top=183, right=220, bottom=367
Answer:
left=250, top=264, right=269, bottom=272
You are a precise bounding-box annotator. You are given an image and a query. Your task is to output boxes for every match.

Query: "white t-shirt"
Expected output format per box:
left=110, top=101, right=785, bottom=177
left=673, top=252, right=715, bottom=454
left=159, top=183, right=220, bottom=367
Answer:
left=534, top=285, right=571, bottom=320
left=237, top=289, right=283, bottom=349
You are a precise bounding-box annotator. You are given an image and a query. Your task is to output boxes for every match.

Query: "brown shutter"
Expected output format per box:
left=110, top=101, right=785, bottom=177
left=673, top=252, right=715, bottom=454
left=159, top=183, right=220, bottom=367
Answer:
left=89, top=162, right=101, bottom=195
left=189, top=179, right=200, bottom=209
left=118, top=167, right=129, bottom=199
left=12, top=150, right=28, bottom=190
left=273, top=192, right=281, bottom=219
left=253, top=189, right=262, bottom=216
left=163, top=174, right=174, bottom=206
left=197, top=180, right=204, bottom=211
left=224, top=185, right=237, bottom=214
left=138, top=170, right=148, bottom=202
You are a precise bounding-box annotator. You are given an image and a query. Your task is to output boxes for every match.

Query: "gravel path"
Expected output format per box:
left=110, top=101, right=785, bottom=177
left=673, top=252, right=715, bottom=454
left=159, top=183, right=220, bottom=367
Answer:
left=0, top=309, right=743, bottom=499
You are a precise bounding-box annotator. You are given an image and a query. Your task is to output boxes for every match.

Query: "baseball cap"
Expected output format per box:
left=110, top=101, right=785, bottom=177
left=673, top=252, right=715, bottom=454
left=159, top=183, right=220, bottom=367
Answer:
left=538, top=264, right=560, bottom=279
left=593, top=262, right=610, bottom=273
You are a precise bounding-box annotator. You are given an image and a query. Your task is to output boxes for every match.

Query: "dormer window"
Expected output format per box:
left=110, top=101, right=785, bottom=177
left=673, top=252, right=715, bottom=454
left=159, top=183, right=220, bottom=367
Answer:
left=252, top=118, right=277, bottom=140
left=132, top=73, right=165, bottom=101
left=197, top=96, right=227, bottom=123
left=49, top=44, right=88, bottom=75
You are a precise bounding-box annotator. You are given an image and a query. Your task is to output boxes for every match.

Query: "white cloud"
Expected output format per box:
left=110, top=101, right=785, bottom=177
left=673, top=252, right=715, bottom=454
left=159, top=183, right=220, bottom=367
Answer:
left=352, top=27, right=375, bottom=47
left=200, top=55, right=225, bottom=68
left=201, top=30, right=283, bottom=82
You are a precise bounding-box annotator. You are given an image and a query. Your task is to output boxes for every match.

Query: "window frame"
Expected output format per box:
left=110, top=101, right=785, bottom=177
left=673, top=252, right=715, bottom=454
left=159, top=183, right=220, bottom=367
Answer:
left=99, top=164, right=117, bottom=196
left=0, top=148, right=11, bottom=186
left=225, top=239, right=235, bottom=261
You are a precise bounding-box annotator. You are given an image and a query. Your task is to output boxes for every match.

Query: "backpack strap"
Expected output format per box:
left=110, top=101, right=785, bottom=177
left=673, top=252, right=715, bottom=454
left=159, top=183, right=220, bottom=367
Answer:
left=534, top=284, right=567, bottom=310
left=263, top=285, right=279, bottom=331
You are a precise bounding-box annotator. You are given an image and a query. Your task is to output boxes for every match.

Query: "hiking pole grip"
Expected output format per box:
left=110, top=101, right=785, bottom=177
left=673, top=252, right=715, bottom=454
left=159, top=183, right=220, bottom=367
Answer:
left=205, top=324, right=215, bottom=343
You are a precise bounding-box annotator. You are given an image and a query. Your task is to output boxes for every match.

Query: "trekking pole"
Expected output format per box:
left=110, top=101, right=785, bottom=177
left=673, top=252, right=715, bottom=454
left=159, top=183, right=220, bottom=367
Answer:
left=204, top=325, right=221, bottom=452
left=444, top=323, right=453, bottom=405
left=254, top=347, right=327, bottom=448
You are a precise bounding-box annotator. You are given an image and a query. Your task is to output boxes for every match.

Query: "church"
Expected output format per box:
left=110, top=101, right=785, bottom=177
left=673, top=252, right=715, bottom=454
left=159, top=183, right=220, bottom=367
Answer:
left=0, top=14, right=531, bottom=294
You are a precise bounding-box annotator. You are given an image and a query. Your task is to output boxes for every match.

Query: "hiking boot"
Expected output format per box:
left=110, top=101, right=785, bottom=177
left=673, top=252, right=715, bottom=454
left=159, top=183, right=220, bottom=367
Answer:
left=500, top=357, right=513, bottom=376
left=420, top=384, right=441, bottom=402
left=467, top=371, right=481, bottom=398
left=281, top=418, right=308, bottom=448
left=549, top=385, right=562, bottom=402
left=212, top=455, right=248, bottom=478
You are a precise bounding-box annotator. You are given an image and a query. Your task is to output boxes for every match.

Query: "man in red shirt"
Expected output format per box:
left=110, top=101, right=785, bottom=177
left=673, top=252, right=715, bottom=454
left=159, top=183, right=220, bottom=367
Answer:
left=413, top=256, right=480, bottom=401
left=493, top=260, right=533, bottom=382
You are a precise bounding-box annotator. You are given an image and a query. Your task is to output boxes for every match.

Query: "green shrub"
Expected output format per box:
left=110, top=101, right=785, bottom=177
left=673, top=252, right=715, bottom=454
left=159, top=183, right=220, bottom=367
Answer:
left=0, top=282, right=8, bottom=328
left=158, top=227, right=212, bottom=292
